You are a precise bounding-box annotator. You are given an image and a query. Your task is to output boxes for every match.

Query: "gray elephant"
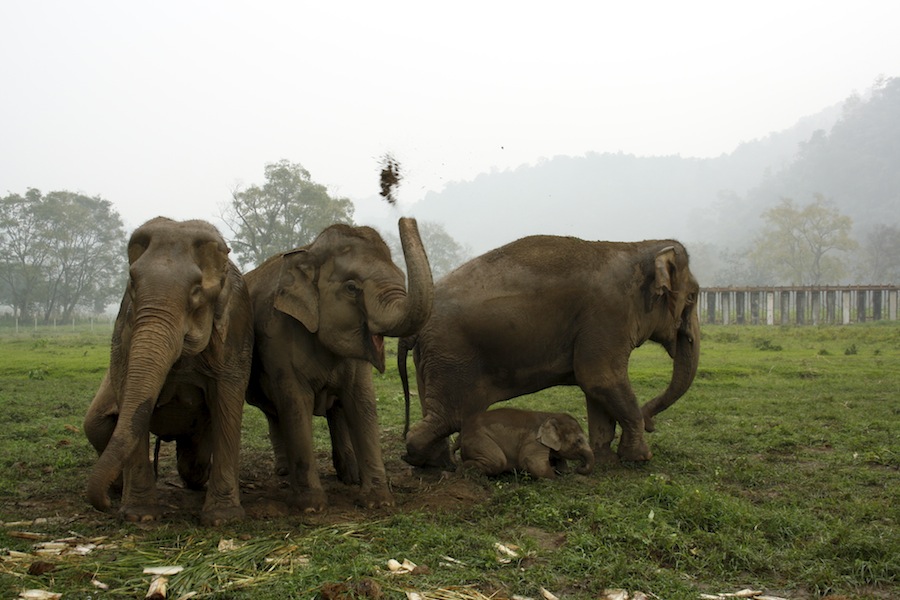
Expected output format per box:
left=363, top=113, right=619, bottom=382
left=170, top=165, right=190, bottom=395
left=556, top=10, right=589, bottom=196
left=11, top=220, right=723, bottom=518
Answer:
left=401, top=237, right=700, bottom=469
left=245, top=218, right=432, bottom=512
left=84, top=217, right=253, bottom=525
left=455, top=408, right=595, bottom=478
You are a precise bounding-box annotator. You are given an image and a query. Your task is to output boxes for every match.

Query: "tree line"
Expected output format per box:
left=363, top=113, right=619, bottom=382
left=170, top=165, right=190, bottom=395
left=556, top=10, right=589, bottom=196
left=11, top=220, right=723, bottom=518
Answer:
left=1, top=161, right=468, bottom=323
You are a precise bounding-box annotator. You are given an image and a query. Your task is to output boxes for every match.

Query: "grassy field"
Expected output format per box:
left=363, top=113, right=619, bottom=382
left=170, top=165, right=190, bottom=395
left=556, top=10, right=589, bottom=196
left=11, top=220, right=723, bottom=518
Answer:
left=0, top=323, right=897, bottom=599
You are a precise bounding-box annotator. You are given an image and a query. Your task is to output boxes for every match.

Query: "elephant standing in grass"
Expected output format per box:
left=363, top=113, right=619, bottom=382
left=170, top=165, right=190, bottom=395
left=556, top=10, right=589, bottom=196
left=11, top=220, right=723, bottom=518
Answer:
left=84, top=217, right=253, bottom=525
left=401, top=236, right=700, bottom=469
left=455, top=408, right=595, bottom=478
left=245, top=218, right=432, bottom=512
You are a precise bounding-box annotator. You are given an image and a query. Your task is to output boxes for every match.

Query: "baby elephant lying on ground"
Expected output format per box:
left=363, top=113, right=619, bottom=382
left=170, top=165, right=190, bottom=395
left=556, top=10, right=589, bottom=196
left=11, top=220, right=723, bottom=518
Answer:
left=455, top=408, right=595, bottom=478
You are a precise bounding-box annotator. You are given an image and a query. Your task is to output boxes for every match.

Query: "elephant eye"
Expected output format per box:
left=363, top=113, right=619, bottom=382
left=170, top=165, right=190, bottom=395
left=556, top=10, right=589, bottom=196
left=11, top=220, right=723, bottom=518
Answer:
left=344, top=281, right=362, bottom=296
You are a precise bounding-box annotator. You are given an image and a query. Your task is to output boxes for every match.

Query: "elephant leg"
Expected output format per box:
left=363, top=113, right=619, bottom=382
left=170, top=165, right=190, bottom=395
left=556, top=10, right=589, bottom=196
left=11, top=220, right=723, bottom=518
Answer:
left=264, top=413, right=290, bottom=477
left=460, top=436, right=508, bottom=476
left=275, top=382, right=326, bottom=513
left=176, top=426, right=212, bottom=491
left=84, top=372, right=118, bottom=453
left=120, top=433, right=162, bottom=522
left=520, top=450, right=557, bottom=479
left=403, top=411, right=456, bottom=469
left=195, top=378, right=245, bottom=526
left=584, top=396, right=620, bottom=464
left=326, top=404, right=360, bottom=485
left=340, top=365, right=393, bottom=508
left=576, top=346, right=652, bottom=463
left=83, top=373, right=123, bottom=493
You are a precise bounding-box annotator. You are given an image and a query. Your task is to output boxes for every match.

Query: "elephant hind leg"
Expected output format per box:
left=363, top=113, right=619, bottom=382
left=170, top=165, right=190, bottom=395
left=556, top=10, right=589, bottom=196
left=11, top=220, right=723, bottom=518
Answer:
left=176, top=432, right=212, bottom=490
left=403, top=415, right=455, bottom=469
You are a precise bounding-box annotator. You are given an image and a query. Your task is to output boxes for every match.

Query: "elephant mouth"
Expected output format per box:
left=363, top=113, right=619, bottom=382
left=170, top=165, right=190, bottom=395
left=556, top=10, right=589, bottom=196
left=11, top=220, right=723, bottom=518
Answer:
left=364, top=328, right=386, bottom=373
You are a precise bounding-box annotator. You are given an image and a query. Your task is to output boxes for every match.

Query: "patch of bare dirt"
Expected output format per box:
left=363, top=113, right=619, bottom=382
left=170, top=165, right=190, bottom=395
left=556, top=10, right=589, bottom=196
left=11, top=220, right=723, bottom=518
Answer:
left=3, top=444, right=490, bottom=528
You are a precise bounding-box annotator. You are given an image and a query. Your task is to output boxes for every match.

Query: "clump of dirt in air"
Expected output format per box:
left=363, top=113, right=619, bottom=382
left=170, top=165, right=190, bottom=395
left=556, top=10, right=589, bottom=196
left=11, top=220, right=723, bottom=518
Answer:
left=379, top=153, right=402, bottom=205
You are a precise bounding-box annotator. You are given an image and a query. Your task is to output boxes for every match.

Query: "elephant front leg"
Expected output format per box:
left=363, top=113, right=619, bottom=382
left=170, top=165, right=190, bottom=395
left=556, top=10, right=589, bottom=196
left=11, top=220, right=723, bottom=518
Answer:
left=277, top=390, right=327, bottom=513
left=120, top=435, right=163, bottom=522
left=200, top=379, right=246, bottom=526
left=342, top=370, right=393, bottom=508
left=584, top=395, right=620, bottom=465
left=326, top=404, right=361, bottom=485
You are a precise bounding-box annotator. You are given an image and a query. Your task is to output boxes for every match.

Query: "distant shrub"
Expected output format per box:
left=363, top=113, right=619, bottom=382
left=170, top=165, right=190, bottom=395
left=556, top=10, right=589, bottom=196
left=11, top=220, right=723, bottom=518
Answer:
left=844, top=344, right=858, bottom=355
left=755, top=339, right=783, bottom=352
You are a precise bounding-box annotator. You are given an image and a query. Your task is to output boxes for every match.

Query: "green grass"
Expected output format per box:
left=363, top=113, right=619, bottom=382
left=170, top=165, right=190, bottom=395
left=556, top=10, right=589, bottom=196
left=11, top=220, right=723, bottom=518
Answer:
left=0, top=323, right=898, bottom=599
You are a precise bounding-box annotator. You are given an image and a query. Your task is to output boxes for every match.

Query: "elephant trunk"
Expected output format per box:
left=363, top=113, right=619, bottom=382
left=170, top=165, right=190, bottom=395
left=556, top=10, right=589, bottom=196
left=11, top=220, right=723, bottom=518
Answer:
left=373, top=218, right=434, bottom=338
left=641, top=308, right=700, bottom=432
left=86, top=310, right=184, bottom=511
left=575, top=445, right=595, bottom=475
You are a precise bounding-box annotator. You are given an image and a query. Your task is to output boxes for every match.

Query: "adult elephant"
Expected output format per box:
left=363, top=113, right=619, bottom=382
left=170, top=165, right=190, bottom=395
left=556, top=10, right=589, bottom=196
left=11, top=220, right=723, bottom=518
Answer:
left=400, top=236, right=700, bottom=469
left=245, top=218, right=432, bottom=512
left=84, top=217, right=253, bottom=525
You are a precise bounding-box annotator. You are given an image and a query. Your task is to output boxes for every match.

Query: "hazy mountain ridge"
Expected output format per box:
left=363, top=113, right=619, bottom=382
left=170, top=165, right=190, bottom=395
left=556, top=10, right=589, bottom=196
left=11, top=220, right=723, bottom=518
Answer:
left=402, top=80, right=899, bottom=258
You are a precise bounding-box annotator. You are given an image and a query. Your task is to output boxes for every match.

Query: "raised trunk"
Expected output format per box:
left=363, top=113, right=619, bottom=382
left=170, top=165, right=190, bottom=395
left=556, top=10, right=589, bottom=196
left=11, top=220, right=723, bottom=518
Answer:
left=373, top=218, right=434, bottom=338
left=641, top=311, right=700, bottom=432
left=86, top=316, right=183, bottom=511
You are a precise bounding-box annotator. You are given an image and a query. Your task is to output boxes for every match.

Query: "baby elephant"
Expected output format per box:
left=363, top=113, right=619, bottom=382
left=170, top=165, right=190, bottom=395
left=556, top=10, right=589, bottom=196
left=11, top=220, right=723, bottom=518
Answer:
left=456, top=408, right=595, bottom=478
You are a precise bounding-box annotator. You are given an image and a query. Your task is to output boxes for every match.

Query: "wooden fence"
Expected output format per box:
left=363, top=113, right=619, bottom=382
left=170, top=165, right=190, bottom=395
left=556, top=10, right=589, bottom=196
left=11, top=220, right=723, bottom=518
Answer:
left=699, top=286, right=900, bottom=325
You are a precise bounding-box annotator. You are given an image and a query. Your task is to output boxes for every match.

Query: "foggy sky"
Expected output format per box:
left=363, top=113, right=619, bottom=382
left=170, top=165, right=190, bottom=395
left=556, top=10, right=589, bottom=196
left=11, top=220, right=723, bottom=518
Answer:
left=1, top=1, right=898, bottom=233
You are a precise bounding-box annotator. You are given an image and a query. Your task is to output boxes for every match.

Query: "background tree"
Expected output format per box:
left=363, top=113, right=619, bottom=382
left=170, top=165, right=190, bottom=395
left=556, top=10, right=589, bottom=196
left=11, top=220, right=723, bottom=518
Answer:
left=380, top=221, right=469, bottom=281
left=854, top=223, right=900, bottom=283
left=0, top=189, right=125, bottom=322
left=750, top=195, right=857, bottom=285
left=224, top=160, right=355, bottom=268
left=0, top=190, right=54, bottom=319
left=35, top=191, right=126, bottom=322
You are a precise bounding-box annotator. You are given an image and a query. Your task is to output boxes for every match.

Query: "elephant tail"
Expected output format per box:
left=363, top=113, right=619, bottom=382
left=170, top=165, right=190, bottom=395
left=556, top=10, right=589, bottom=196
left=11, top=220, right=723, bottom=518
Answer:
left=398, top=335, right=416, bottom=438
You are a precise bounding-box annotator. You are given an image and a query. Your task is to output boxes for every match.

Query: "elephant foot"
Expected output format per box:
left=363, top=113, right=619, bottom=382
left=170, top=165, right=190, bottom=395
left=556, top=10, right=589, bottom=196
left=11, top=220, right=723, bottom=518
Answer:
left=402, top=440, right=454, bottom=469
left=120, top=503, right=165, bottom=523
left=593, top=445, right=620, bottom=466
left=355, top=486, right=394, bottom=509
left=200, top=505, right=245, bottom=527
left=617, top=440, right=652, bottom=462
left=178, top=463, right=211, bottom=491
left=332, top=452, right=361, bottom=486
left=288, top=489, right=327, bottom=513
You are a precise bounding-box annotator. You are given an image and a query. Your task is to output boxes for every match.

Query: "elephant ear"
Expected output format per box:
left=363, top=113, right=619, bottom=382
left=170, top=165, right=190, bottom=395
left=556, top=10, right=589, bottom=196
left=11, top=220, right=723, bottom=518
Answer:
left=537, top=418, right=563, bottom=451
left=189, top=239, right=233, bottom=344
left=274, top=249, right=319, bottom=333
left=654, top=246, right=679, bottom=316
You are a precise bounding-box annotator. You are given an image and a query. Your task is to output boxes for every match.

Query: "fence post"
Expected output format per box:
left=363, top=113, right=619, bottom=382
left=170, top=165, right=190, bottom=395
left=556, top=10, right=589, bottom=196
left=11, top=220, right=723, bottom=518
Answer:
left=890, top=289, right=898, bottom=321
left=707, top=292, right=717, bottom=324
left=722, top=292, right=731, bottom=325
left=766, top=292, right=775, bottom=325
left=780, top=291, right=790, bottom=325
left=811, top=291, right=821, bottom=325
left=826, top=290, right=836, bottom=324
left=796, top=290, right=805, bottom=325
left=842, top=290, right=851, bottom=325
left=750, top=292, right=760, bottom=324
left=873, top=290, right=883, bottom=321
left=857, top=290, right=867, bottom=323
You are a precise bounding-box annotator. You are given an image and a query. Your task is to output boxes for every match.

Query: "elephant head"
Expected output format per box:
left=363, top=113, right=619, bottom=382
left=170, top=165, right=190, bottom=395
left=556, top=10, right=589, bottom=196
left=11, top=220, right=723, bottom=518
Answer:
left=86, top=217, right=236, bottom=512
left=537, top=414, right=595, bottom=475
left=270, top=217, right=433, bottom=372
left=641, top=243, right=701, bottom=432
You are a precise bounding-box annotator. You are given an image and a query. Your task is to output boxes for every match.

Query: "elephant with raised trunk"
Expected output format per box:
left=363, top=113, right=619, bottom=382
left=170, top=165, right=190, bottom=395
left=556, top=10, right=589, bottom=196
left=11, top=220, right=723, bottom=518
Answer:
left=401, top=236, right=700, bottom=469
left=455, top=408, right=595, bottom=479
left=246, top=218, right=432, bottom=512
left=84, top=217, right=253, bottom=525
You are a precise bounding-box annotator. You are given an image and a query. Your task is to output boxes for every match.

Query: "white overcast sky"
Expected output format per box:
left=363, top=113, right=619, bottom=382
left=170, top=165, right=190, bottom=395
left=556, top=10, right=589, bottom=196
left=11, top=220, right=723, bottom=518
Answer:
left=1, top=1, right=898, bottom=232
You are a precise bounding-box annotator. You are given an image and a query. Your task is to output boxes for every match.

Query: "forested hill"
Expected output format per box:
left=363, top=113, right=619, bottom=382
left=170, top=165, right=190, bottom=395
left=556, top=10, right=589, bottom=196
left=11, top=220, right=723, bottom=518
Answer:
left=407, top=77, right=898, bottom=257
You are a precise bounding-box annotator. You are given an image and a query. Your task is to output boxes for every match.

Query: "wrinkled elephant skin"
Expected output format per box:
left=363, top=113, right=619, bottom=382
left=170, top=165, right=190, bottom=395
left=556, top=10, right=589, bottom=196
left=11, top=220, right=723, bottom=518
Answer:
left=245, top=218, right=433, bottom=512
left=83, top=217, right=253, bottom=525
left=401, top=236, right=700, bottom=468
left=457, top=408, right=595, bottom=478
